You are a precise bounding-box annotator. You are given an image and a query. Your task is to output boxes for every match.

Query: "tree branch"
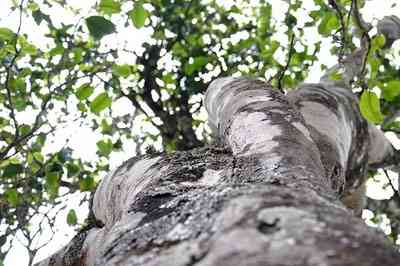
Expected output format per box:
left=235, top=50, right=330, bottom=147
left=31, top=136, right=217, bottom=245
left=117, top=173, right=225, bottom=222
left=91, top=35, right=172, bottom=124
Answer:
left=277, top=32, right=295, bottom=93
left=3, top=0, right=25, bottom=144
left=329, top=0, right=347, bottom=62
left=383, top=169, right=400, bottom=204
left=351, top=0, right=371, bottom=82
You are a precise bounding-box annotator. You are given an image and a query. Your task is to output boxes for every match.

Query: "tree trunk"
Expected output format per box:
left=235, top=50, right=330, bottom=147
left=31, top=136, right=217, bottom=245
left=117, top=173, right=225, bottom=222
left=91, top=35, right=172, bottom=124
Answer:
left=37, top=76, right=399, bottom=266
left=37, top=15, right=400, bottom=266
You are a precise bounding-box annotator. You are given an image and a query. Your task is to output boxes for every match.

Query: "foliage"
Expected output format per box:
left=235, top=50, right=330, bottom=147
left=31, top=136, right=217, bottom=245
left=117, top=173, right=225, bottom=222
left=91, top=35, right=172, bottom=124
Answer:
left=0, top=0, right=400, bottom=264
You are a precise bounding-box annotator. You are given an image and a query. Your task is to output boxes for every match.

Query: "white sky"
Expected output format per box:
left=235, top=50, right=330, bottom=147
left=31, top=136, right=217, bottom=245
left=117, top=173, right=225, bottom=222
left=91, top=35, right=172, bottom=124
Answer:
left=1, top=0, right=400, bottom=265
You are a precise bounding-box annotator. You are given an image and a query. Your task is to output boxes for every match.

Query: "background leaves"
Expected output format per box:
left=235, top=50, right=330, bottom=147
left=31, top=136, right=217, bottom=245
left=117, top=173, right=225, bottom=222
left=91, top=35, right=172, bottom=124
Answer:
left=1, top=0, right=400, bottom=265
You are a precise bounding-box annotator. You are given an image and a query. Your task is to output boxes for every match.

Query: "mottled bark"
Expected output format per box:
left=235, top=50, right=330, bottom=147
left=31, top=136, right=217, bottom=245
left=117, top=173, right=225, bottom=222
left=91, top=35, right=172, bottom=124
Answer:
left=37, top=76, right=399, bottom=266
left=37, top=15, right=400, bottom=266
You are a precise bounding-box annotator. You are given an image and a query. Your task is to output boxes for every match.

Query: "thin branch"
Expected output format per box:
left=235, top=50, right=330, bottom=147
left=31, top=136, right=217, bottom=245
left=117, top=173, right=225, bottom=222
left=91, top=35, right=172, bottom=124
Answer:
left=0, top=73, right=94, bottom=161
left=276, top=32, right=295, bottom=94
left=383, top=169, right=400, bottom=204
left=3, top=0, right=25, bottom=142
left=329, top=0, right=347, bottom=62
left=346, top=0, right=354, bottom=27
left=351, top=0, right=372, bottom=80
left=95, top=73, right=162, bottom=131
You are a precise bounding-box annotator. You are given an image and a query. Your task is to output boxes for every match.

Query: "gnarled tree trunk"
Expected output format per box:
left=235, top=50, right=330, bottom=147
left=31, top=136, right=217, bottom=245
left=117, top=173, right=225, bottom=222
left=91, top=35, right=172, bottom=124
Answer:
left=37, top=16, right=400, bottom=266
left=37, top=76, right=399, bottom=266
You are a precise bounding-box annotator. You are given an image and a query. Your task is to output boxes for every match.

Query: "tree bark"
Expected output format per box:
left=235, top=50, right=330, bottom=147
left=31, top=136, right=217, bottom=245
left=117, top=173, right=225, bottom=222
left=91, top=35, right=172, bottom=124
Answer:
left=37, top=76, right=399, bottom=266
left=36, top=15, right=400, bottom=266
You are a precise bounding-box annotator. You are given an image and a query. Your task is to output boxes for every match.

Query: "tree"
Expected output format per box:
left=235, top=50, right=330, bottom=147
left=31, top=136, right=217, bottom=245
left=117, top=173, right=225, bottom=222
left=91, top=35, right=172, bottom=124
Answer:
left=1, top=0, right=400, bottom=265
left=37, top=75, right=400, bottom=265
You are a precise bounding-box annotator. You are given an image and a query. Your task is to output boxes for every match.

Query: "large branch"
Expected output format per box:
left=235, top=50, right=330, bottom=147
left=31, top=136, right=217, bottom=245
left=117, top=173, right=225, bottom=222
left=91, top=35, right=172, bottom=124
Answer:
left=287, top=84, right=368, bottom=193
left=294, top=14, right=400, bottom=198
left=205, top=78, right=329, bottom=192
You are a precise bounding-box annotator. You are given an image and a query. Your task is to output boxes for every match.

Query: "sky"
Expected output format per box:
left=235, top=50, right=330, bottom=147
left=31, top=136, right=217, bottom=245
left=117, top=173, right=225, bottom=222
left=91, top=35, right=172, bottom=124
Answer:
left=1, top=0, right=400, bottom=265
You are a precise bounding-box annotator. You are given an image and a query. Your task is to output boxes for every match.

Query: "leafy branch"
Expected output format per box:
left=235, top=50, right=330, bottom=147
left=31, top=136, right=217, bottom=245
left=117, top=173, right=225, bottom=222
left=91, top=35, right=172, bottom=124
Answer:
left=3, top=0, right=25, bottom=148
left=328, top=0, right=347, bottom=62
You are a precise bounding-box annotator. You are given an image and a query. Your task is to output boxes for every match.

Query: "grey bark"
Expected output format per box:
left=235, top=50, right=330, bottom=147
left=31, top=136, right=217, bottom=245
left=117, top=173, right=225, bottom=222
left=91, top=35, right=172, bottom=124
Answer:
left=36, top=16, right=400, bottom=266
left=37, top=76, right=399, bottom=266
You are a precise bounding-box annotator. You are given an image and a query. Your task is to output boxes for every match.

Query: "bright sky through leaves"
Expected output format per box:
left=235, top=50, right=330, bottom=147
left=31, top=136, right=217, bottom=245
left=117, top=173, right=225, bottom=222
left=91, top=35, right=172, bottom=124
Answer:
left=1, top=0, right=400, bottom=265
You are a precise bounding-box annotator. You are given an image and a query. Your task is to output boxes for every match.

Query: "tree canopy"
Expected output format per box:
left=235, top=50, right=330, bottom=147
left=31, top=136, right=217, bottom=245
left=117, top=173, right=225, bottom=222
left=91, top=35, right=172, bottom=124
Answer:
left=0, top=0, right=400, bottom=265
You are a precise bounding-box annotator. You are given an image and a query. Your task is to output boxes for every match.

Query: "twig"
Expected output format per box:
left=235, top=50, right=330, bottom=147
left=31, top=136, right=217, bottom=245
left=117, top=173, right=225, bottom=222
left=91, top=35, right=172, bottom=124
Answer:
left=383, top=169, right=400, bottom=203
left=0, top=73, right=94, bottom=161
left=95, top=73, right=162, bottom=131
left=277, top=33, right=295, bottom=94
left=4, top=0, right=25, bottom=142
left=346, top=0, right=354, bottom=27
left=329, top=0, right=347, bottom=62
left=351, top=0, right=372, bottom=79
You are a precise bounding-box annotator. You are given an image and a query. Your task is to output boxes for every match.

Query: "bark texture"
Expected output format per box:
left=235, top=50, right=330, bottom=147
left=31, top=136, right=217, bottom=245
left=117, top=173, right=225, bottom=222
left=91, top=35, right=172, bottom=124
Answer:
left=37, top=15, right=400, bottom=266
left=37, top=77, right=399, bottom=266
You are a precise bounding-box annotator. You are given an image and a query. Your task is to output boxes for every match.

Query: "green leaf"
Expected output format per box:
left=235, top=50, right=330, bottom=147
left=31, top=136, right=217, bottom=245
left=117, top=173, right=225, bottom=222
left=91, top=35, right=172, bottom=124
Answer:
left=383, top=121, right=400, bottom=132
left=257, top=4, right=272, bottom=37
left=28, top=2, right=39, bottom=11
left=72, top=48, right=83, bottom=63
left=32, top=9, right=51, bottom=25
left=309, top=10, right=322, bottom=20
left=20, top=124, right=31, bottom=135
left=49, top=45, right=64, bottom=56
left=90, top=92, right=112, bottom=113
left=77, top=102, right=87, bottom=112
left=97, top=139, right=113, bottom=157
left=113, top=139, right=122, bottom=150
left=37, top=134, right=47, bottom=146
left=75, top=84, right=94, bottom=100
left=14, top=98, right=27, bottom=111
left=80, top=176, right=95, bottom=191
left=2, top=163, right=23, bottom=178
left=129, top=2, right=147, bottom=28
left=329, top=70, right=343, bottom=81
left=184, top=56, right=208, bottom=75
left=285, top=14, right=297, bottom=28
left=85, top=16, right=116, bottom=40
left=101, top=119, right=113, bottom=135
left=13, top=77, right=26, bottom=91
left=66, top=209, right=77, bottom=225
left=318, top=13, right=339, bottom=36
left=368, top=57, right=380, bottom=79
left=172, top=42, right=187, bottom=57
left=371, top=34, right=386, bottom=51
left=33, top=152, right=44, bottom=163
left=19, top=36, right=37, bottom=55
left=0, top=28, right=15, bottom=41
left=5, top=189, right=19, bottom=207
left=359, top=91, right=384, bottom=124
left=45, top=171, right=60, bottom=196
left=57, top=148, right=72, bottom=163
left=112, top=64, right=131, bottom=78
left=99, top=0, right=121, bottom=15
left=382, top=80, right=400, bottom=101
left=66, top=163, right=80, bottom=178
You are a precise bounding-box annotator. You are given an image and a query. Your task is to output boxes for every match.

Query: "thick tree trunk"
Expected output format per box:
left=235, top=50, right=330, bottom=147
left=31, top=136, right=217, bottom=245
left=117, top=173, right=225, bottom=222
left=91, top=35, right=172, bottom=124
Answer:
left=37, top=76, right=399, bottom=266
left=37, top=15, right=400, bottom=266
